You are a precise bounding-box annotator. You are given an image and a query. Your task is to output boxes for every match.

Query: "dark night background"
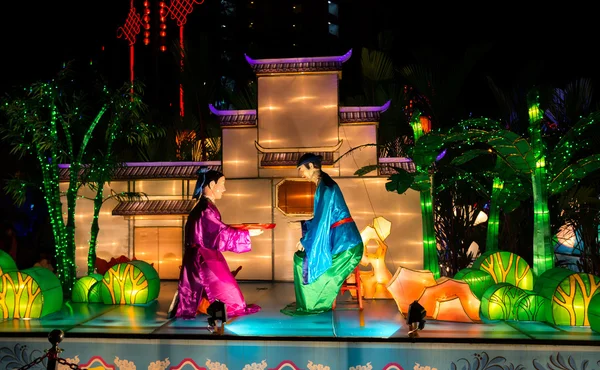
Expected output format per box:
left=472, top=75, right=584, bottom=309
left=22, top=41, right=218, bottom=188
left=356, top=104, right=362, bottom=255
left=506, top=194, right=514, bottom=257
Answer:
left=1, top=0, right=599, bottom=267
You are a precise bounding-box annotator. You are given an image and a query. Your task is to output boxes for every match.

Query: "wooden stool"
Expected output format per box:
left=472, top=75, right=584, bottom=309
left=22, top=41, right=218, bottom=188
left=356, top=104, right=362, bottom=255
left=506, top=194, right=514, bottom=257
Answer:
left=332, top=266, right=363, bottom=310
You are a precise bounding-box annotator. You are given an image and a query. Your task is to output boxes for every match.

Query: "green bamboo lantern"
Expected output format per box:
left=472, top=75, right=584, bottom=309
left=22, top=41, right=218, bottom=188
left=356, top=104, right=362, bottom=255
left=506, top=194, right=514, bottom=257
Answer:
left=472, top=251, right=533, bottom=290
left=0, top=267, right=63, bottom=319
left=514, top=292, right=549, bottom=322
left=534, top=268, right=600, bottom=326
left=0, top=249, right=17, bottom=275
left=454, top=268, right=494, bottom=299
left=88, top=281, right=103, bottom=303
left=480, top=283, right=528, bottom=321
left=589, top=293, right=600, bottom=333
left=71, top=274, right=104, bottom=303
left=100, top=260, right=160, bottom=305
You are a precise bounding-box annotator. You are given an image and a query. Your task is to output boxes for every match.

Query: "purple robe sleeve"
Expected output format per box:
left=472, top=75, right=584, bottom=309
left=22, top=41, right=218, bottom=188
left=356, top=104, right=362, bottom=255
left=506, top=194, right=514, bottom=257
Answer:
left=190, top=202, right=252, bottom=253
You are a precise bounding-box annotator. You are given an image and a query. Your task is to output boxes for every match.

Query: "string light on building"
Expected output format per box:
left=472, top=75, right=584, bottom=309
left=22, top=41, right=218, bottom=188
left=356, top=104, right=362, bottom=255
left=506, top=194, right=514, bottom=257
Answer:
left=143, top=1, right=151, bottom=45
left=159, top=1, right=167, bottom=52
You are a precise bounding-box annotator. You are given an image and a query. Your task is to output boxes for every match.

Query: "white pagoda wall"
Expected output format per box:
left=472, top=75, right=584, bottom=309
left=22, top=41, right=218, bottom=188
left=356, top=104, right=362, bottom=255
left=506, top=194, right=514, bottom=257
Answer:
left=222, top=127, right=258, bottom=179
left=257, top=74, right=339, bottom=149
left=338, top=124, right=378, bottom=177
left=217, top=178, right=274, bottom=280
left=258, top=166, right=340, bottom=179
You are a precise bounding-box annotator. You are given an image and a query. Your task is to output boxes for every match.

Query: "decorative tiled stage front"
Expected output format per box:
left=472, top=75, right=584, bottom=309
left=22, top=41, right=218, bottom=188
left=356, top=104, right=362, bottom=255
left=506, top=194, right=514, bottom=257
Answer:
left=0, top=282, right=599, bottom=370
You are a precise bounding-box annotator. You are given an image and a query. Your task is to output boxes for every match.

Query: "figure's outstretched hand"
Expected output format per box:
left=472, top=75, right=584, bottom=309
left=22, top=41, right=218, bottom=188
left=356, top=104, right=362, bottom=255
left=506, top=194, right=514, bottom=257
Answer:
left=249, top=229, right=264, bottom=237
left=296, top=241, right=305, bottom=252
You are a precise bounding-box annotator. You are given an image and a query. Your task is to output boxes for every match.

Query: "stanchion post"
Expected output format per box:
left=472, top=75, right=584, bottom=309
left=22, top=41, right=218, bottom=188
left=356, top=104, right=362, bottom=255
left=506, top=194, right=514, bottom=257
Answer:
left=46, top=329, right=64, bottom=370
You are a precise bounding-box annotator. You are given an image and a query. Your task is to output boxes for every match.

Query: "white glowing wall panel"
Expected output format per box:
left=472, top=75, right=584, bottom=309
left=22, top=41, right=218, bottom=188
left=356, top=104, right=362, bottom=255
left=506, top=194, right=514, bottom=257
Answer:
left=61, top=181, right=130, bottom=277
left=257, top=74, right=339, bottom=149
left=216, top=179, right=273, bottom=280
left=338, top=125, right=378, bottom=176
left=259, top=166, right=340, bottom=179
left=272, top=178, right=303, bottom=281
left=270, top=177, right=423, bottom=281
left=222, top=128, right=258, bottom=179
left=338, top=178, right=423, bottom=272
left=135, top=180, right=183, bottom=198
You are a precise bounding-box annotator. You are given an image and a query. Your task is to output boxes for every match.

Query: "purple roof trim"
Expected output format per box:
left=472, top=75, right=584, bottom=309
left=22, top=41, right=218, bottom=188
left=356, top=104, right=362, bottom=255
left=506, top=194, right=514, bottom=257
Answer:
left=245, top=49, right=352, bottom=65
left=59, top=161, right=221, bottom=168
left=208, top=104, right=257, bottom=116
left=339, top=100, right=391, bottom=113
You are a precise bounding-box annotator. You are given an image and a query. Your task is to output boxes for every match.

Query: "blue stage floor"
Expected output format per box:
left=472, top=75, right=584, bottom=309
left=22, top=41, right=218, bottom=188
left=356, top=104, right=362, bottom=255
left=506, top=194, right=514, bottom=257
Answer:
left=0, top=282, right=599, bottom=370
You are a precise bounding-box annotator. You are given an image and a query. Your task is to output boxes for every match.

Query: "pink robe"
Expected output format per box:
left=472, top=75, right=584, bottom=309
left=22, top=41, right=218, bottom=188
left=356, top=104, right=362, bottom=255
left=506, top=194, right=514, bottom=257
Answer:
left=174, top=199, right=260, bottom=319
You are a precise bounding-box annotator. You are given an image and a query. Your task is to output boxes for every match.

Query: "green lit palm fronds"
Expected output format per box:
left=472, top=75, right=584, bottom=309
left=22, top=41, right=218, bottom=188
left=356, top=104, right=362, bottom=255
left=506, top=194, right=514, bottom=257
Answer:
left=547, top=111, right=600, bottom=177
left=549, top=154, right=600, bottom=196
left=484, top=130, right=536, bottom=175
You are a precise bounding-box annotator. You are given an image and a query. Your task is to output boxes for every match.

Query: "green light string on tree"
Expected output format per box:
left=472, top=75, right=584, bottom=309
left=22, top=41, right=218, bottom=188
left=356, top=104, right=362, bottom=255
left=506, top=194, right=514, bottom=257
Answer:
left=410, top=111, right=440, bottom=278
left=85, top=91, right=153, bottom=275
left=527, top=91, right=554, bottom=277
left=1, top=68, right=153, bottom=297
left=87, top=114, right=119, bottom=274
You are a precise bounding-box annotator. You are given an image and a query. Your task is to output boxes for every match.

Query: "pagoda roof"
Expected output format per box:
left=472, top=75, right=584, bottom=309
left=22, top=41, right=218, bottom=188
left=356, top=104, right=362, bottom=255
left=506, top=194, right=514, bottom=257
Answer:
left=339, top=100, right=391, bottom=124
left=260, top=152, right=335, bottom=167
left=245, top=49, right=352, bottom=75
left=209, top=100, right=390, bottom=127
left=112, top=199, right=196, bottom=216
left=209, top=104, right=257, bottom=127
left=58, top=162, right=222, bottom=182
left=378, top=157, right=416, bottom=175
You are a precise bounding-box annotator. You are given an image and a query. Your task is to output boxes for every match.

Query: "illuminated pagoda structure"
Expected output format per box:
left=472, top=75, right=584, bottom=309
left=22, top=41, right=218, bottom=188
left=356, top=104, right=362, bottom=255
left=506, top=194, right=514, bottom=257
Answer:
left=62, top=50, right=423, bottom=283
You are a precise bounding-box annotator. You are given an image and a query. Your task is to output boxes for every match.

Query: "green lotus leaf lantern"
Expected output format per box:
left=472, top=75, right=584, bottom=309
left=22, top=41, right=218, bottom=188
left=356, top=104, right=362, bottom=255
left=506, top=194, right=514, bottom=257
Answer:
left=0, top=266, right=62, bottom=319
left=535, top=268, right=600, bottom=326
left=0, top=249, right=17, bottom=275
left=454, top=268, right=494, bottom=299
left=88, top=281, right=103, bottom=303
left=589, top=293, right=600, bottom=333
left=72, top=274, right=104, bottom=303
left=480, top=282, right=528, bottom=321
left=101, top=260, right=160, bottom=305
left=472, top=251, right=533, bottom=290
left=514, top=292, right=549, bottom=322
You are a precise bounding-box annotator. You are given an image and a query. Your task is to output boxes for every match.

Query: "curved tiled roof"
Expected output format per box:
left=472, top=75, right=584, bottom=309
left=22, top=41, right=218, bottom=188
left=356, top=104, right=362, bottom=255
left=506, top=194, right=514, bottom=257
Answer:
left=260, top=152, right=334, bottom=167
left=112, top=199, right=197, bottom=216
left=208, top=104, right=257, bottom=127
left=245, top=50, right=352, bottom=75
left=339, top=101, right=391, bottom=124
left=58, top=162, right=222, bottom=182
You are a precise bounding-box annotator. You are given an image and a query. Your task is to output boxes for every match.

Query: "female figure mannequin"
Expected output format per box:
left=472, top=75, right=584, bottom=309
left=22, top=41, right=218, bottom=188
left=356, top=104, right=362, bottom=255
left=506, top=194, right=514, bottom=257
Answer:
left=171, top=167, right=262, bottom=319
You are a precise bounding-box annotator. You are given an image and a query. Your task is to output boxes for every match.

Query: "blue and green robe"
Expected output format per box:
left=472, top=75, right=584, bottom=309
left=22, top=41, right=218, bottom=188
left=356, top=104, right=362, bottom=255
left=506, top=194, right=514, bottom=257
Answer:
left=281, top=173, right=364, bottom=315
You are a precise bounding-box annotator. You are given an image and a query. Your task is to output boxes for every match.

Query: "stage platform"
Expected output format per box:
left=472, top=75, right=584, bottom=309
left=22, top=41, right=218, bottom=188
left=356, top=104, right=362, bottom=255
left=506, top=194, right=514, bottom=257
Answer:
left=0, top=281, right=599, bottom=370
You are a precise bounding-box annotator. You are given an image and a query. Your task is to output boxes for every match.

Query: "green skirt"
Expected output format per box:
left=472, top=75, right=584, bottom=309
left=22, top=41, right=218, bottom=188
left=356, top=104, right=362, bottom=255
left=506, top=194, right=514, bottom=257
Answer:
left=281, top=243, right=363, bottom=316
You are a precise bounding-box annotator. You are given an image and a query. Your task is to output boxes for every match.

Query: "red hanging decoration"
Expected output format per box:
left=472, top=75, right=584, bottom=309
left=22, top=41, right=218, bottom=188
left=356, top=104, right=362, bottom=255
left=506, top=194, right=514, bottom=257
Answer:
left=116, top=0, right=142, bottom=94
left=159, top=2, right=167, bottom=51
left=166, top=0, right=205, bottom=118
left=143, top=1, right=151, bottom=45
